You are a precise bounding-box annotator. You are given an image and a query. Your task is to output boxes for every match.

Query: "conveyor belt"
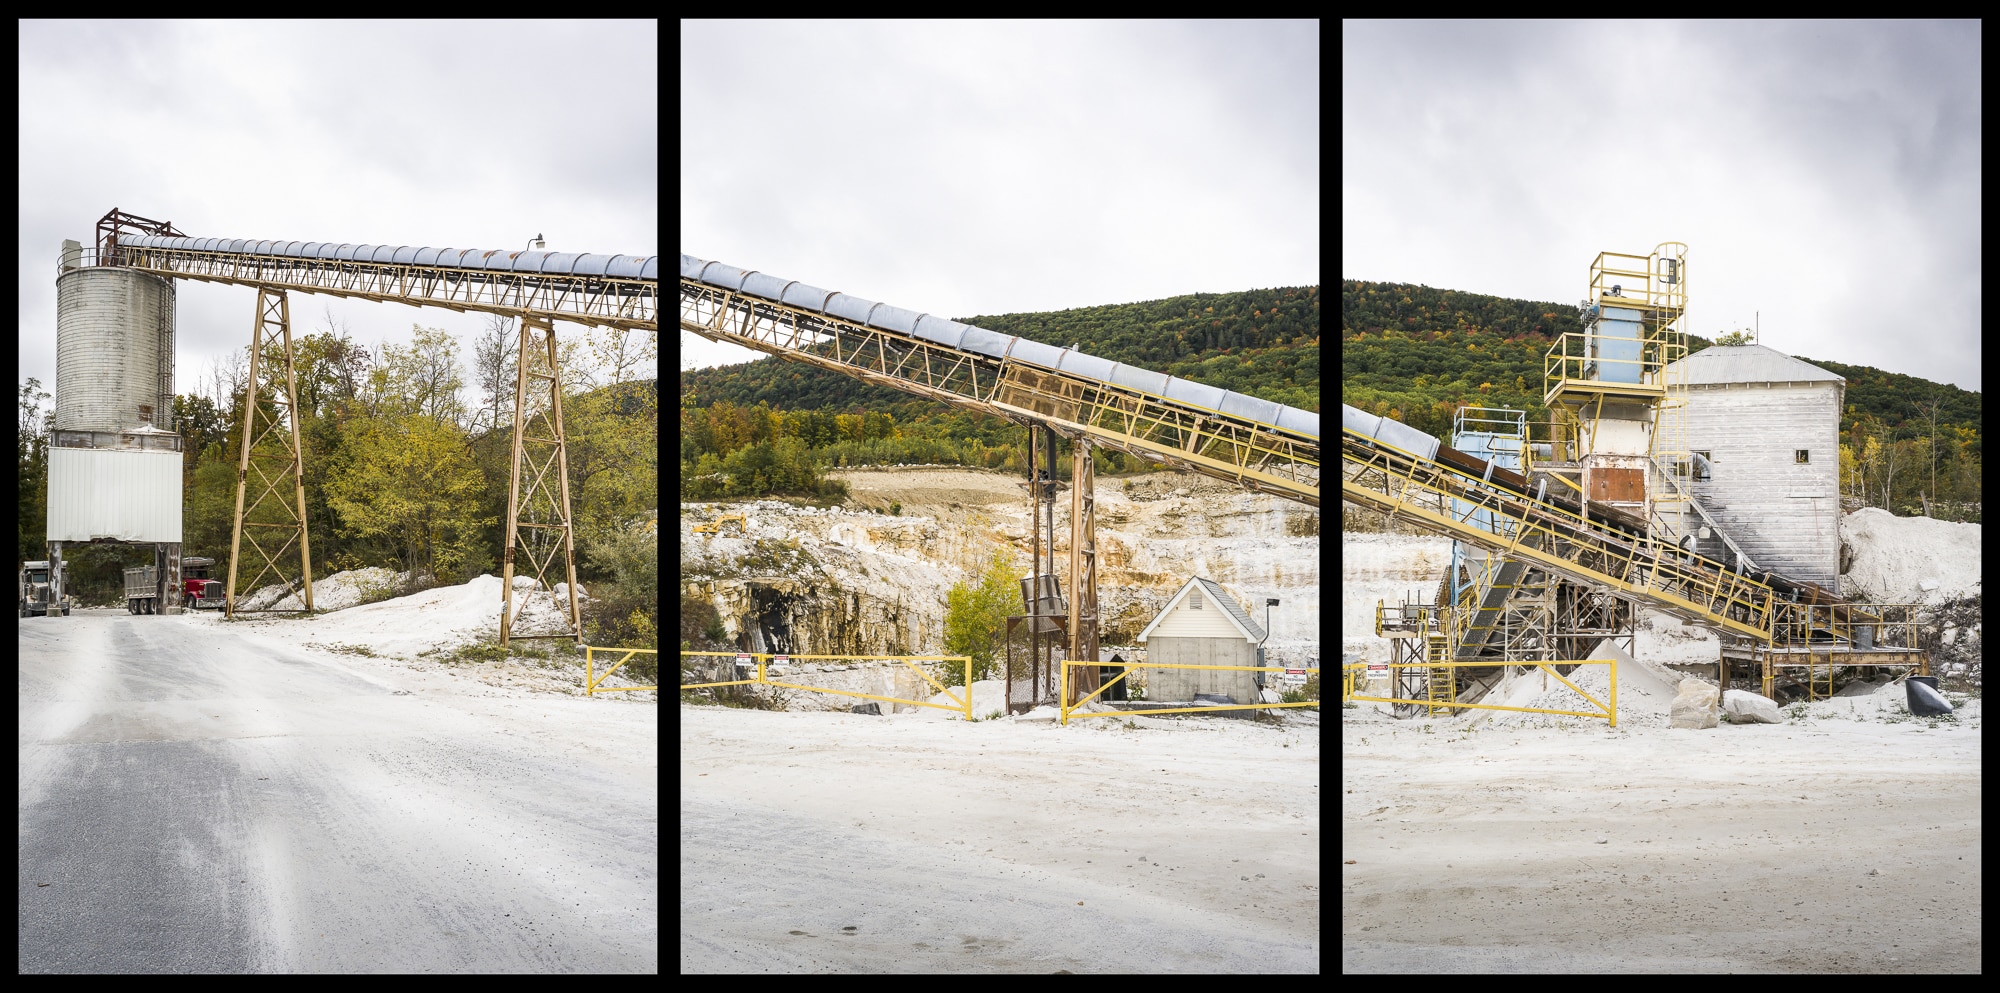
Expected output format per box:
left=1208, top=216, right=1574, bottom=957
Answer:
left=103, top=235, right=657, bottom=331
left=1343, top=403, right=1781, bottom=640
left=680, top=255, right=1319, bottom=506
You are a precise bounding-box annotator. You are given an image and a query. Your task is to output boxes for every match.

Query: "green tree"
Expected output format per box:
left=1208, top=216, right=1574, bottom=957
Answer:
left=1714, top=329, right=1755, bottom=346
left=19, top=378, right=51, bottom=563
left=942, top=551, right=1024, bottom=685
left=325, top=414, right=493, bottom=581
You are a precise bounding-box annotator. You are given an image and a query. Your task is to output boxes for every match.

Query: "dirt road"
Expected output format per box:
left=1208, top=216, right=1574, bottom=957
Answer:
left=17, top=610, right=657, bottom=973
left=1341, top=708, right=1981, bottom=973
left=681, top=704, right=1321, bottom=973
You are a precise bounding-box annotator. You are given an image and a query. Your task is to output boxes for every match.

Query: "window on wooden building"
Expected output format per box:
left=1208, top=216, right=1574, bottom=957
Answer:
left=1795, top=449, right=1810, bottom=464
left=1692, top=450, right=1711, bottom=481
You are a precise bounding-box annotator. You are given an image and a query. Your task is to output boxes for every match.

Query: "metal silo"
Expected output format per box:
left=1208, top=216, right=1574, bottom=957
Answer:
left=43, top=242, right=185, bottom=615
left=55, top=260, right=176, bottom=435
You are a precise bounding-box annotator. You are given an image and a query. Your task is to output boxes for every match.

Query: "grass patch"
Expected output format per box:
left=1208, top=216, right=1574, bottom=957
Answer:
left=314, top=642, right=381, bottom=658
left=437, top=639, right=561, bottom=666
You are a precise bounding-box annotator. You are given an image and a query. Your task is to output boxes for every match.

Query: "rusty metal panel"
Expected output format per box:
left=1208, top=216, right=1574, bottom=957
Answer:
left=1590, top=467, right=1646, bottom=503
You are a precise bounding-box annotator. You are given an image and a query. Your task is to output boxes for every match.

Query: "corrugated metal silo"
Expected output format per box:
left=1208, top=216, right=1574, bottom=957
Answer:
left=55, top=265, right=176, bottom=433
left=48, top=257, right=182, bottom=545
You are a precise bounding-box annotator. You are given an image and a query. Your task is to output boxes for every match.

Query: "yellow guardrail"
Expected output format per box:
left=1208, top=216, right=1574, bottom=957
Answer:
left=1057, top=661, right=1319, bottom=726
left=584, top=646, right=659, bottom=695
left=679, top=651, right=974, bottom=719
left=1341, top=660, right=1617, bottom=726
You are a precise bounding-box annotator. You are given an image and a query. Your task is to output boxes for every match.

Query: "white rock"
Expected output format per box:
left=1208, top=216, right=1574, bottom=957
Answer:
left=1670, top=678, right=1719, bottom=729
left=1721, top=688, right=1782, bottom=724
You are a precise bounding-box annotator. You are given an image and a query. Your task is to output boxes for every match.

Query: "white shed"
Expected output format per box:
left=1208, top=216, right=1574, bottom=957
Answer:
left=1135, top=577, right=1268, bottom=704
left=1661, top=344, right=1844, bottom=586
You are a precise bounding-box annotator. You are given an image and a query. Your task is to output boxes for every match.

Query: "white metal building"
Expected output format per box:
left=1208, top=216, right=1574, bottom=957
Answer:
left=1661, top=343, right=1844, bottom=586
left=1135, top=577, right=1268, bottom=703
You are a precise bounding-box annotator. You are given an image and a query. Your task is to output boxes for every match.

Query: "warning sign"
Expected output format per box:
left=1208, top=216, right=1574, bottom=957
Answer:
left=771, top=655, right=790, bottom=668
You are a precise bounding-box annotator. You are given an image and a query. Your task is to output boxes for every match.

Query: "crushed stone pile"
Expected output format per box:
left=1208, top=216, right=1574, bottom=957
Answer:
left=1840, top=508, right=1981, bottom=604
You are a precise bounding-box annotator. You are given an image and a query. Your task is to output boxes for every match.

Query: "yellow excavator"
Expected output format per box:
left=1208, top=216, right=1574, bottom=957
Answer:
left=691, top=512, right=747, bottom=537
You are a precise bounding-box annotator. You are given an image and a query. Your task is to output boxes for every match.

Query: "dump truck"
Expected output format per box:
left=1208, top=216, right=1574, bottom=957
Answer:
left=124, top=565, right=164, bottom=614
left=19, top=561, right=70, bottom=617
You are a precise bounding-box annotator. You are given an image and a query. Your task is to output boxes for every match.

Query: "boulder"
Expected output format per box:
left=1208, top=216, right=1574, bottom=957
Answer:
left=1671, top=678, right=1719, bottom=729
left=1721, top=689, right=1782, bottom=724
left=849, top=703, right=882, bottom=716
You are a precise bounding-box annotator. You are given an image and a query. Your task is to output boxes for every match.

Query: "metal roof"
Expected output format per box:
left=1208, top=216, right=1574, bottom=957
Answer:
left=119, top=235, right=657, bottom=280
left=1664, top=344, right=1844, bottom=386
left=1136, top=576, right=1267, bottom=643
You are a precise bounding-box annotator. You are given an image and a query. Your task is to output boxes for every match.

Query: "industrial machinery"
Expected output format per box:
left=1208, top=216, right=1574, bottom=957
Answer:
left=1345, top=244, right=1930, bottom=708
left=43, top=209, right=657, bottom=645
left=681, top=253, right=1319, bottom=711
left=691, top=513, right=747, bottom=537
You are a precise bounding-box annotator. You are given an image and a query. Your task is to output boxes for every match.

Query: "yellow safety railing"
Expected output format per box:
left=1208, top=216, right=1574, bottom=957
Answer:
left=679, top=651, right=973, bottom=719
left=1342, top=425, right=1776, bottom=641
left=1341, top=660, right=1617, bottom=726
left=1058, top=661, right=1319, bottom=726
left=584, top=646, right=658, bottom=695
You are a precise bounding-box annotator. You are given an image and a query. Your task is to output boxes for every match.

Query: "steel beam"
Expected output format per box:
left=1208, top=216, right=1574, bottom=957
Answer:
left=226, top=287, right=315, bottom=616
left=501, top=316, right=581, bottom=646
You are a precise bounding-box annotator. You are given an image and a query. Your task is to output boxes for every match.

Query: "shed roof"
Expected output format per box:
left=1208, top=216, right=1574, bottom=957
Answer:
left=1136, top=577, right=1266, bottom=644
left=1663, top=344, right=1844, bottom=386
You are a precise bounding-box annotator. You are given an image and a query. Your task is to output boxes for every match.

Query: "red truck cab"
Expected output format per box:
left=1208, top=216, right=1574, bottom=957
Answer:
left=182, top=557, right=226, bottom=610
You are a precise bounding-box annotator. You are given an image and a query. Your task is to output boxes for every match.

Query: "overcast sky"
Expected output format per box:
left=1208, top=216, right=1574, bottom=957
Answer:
left=18, top=19, right=657, bottom=411
left=1343, top=20, right=1981, bottom=392
left=680, top=19, right=1320, bottom=370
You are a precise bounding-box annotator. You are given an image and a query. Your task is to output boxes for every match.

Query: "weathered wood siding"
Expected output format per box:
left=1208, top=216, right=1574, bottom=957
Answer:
left=1685, top=382, right=1841, bottom=585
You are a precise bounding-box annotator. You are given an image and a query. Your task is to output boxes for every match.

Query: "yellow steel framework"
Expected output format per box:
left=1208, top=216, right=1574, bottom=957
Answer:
left=585, top=646, right=659, bottom=695
left=1342, top=425, right=1777, bottom=640
left=225, top=287, right=314, bottom=616
left=1059, top=661, right=1319, bottom=724
left=1343, top=660, right=1618, bottom=726
left=95, top=226, right=656, bottom=640
left=680, top=652, right=974, bottom=720
left=502, top=316, right=582, bottom=647
left=678, top=283, right=1318, bottom=506
left=117, top=243, right=654, bottom=331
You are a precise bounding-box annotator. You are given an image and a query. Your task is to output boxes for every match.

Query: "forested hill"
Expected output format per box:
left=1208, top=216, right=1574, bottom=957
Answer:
left=681, top=284, right=1321, bottom=415
left=1342, top=279, right=1982, bottom=516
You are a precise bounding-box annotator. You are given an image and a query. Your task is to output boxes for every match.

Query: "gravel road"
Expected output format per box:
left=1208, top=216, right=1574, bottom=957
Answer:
left=680, top=704, right=1320, bottom=973
left=18, top=610, right=657, bottom=973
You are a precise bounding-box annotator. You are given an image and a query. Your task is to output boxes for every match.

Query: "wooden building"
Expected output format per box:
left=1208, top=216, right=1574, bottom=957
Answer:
left=1662, top=344, right=1844, bottom=586
left=1135, top=577, right=1268, bottom=704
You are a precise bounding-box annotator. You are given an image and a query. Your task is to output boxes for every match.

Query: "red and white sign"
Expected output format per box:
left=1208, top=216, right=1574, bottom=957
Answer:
left=735, top=654, right=753, bottom=668
left=771, top=655, right=789, bottom=667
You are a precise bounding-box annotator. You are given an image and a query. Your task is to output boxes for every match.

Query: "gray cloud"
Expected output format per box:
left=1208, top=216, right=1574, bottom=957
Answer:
left=680, top=19, right=1321, bottom=370
left=17, top=19, right=658, bottom=404
left=1342, top=19, right=1980, bottom=391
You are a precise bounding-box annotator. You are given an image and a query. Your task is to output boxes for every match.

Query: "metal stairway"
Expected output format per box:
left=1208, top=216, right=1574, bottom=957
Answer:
left=1343, top=405, right=1779, bottom=642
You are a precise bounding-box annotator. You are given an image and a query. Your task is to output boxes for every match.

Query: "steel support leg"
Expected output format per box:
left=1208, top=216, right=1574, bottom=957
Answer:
left=501, top=315, right=581, bottom=647
left=1067, top=437, right=1099, bottom=705
left=226, top=287, right=314, bottom=617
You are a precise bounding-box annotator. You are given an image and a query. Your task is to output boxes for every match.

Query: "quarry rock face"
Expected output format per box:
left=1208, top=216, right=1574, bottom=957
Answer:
left=681, top=469, right=1318, bottom=663
left=1671, top=678, right=1720, bottom=729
